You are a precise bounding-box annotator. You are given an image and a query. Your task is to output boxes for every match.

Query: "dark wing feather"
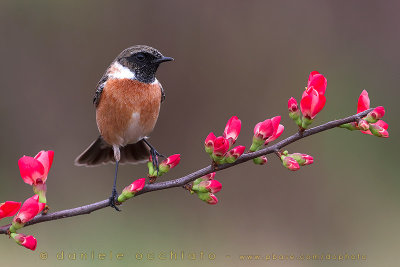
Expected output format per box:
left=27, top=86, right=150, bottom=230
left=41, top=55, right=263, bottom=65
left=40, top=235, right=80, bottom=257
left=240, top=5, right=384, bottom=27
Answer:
left=93, top=71, right=109, bottom=107
left=160, top=83, right=165, bottom=103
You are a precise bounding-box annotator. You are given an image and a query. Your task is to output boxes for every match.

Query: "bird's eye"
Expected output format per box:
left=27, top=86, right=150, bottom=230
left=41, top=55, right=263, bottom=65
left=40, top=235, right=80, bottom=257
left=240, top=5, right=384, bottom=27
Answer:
left=135, top=53, right=145, bottom=62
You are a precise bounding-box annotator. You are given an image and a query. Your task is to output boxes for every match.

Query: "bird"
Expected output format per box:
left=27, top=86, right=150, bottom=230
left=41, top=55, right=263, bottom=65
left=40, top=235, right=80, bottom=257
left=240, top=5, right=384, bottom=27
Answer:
left=75, top=45, right=173, bottom=210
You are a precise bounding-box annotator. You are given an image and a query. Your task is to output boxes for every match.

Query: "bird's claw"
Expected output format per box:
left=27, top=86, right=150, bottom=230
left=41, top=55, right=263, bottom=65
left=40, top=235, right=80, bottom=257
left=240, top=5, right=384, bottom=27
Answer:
left=109, top=189, right=121, bottom=212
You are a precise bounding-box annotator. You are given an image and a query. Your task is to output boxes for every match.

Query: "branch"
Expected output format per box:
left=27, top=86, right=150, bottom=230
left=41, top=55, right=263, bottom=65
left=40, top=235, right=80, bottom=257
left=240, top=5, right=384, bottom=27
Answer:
left=0, top=108, right=373, bottom=234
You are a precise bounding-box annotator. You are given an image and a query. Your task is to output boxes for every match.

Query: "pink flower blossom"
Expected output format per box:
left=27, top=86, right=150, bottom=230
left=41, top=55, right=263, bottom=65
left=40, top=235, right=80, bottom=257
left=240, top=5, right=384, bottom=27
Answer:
left=307, top=71, right=327, bottom=95
left=195, top=180, right=222, bottom=194
left=12, top=233, right=37, bottom=251
left=225, top=146, right=246, bottom=163
left=357, top=90, right=370, bottom=114
left=288, top=97, right=299, bottom=112
left=0, top=201, right=21, bottom=220
left=300, top=87, right=326, bottom=119
left=212, top=136, right=230, bottom=157
left=197, top=192, right=218, bottom=205
left=223, top=116, right=241, bottom=145
left=18, top=150, right=54, bottom=186
left=289, top=153, right=314, bottom=166
left=264, top=116, right=284, bottom=144
left=204, top=132, right=216, bottom=154
left=356, top=90, right=389, bottom=137
left=253, top=119, right=274, bottom=140
left=11, top=195, right=45, bottom=231
left=118, top=178, right=146, bottom=202
left=282, top=156, right=300, bottom=171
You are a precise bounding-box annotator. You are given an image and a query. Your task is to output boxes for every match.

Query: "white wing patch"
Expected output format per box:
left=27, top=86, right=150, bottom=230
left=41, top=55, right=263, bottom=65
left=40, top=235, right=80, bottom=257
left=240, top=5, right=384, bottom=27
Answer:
left=108, top=62, right=136, bottom=80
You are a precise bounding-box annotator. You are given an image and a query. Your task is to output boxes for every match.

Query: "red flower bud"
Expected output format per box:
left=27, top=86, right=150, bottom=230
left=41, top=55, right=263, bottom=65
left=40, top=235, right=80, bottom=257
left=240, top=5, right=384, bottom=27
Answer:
left=118, top=178, right=146, bottom=202
left=354, top=90, right=389, bottom=137
left=369, top=122, right=389, bottom=138
left=223, top=116, right=241, bottom=145
left=254, top=119, right=273, bottom=140
left=161, top=154, right=181, bottom=169
left=365, top=106, right=385, bottom=123
left=11, top=195, right=45, bottom=231
left=289, top=153, right=314, bottom=166
left=288, top=97, right=298, bottom=112
left=225, top=146, right=246, bottom=163
left=357, top=90, right=370, bottom=113
left=11, top=233, right=37, bottom=251
left=307, top=71, right=327, bottom=95
left=151, top=154, right=181, bottom=176
left=265, top=116, right=284, bottom=144
left=197, top=192, right=218, bottom=205
left=194, top=180, right=222, bottom=194
left=212, top=136, right=230, bottom=157
left=0, top=201, right=21, bottom=220
left=282, top=156, right=300, bottom=171
left=300, top=87, right=326, bottom=120
left=204, top=132, right=216, bottom=154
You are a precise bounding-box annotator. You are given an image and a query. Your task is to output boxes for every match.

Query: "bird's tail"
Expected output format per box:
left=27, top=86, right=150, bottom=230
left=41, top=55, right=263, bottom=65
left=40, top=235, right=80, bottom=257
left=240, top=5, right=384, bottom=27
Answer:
left=74, top=136, right=150, bottom=166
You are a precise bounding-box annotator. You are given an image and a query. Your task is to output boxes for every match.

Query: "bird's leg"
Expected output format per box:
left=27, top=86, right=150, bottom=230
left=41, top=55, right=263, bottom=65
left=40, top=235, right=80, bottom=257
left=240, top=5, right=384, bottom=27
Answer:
left=143, top=139, right=164, bottom=173
left=109, top=146, right=121, bottom=211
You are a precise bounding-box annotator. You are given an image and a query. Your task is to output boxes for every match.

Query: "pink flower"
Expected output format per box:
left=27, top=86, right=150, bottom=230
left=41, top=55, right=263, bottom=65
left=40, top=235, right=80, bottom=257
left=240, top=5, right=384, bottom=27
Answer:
left=282, top=156, right=300, bottom=171
left=369, top=121, right=389, bottom=138
left=288, top=97, right=299, bottom=112
left=307, top=71, right=327, bottom=95
left=357, top=90, right=370, bottom=114
left=154, top=154, right=181, bottom=176
left=251, top=117, right=283, bottom=152
left=161, top=154, right=181, bottom=169
left=125, top=178, right=146, bottom=194
left=0, top=201, right=21, bottom=220
left=366, top=106, right=385, bottom=123
left=356, top=90, right=389, bottom=137
left=11, top=195, right=45, bottom=231
left=195, top=180, right=222, bottom=194
left=204, top=132, right=216, bottom=154
left=118, top=178, right=146, bottom=202
left=18, top=150, right=54, bottom=186
left=289, top=153, right=314, bottom=166
left=264, top=116, right=284, bottom=144
left=197, top=192, right=218, bottom=205
left=12, top=233, right=37, bottom=251
left=223, top=116, right=241, bottom=145
left=300, top=87, right=326, bottom=120
left=212, top=136, right=230, bottom=157
left=225, top=146, right=246, bottom=163
left=253, top=119, right=274, bottom=140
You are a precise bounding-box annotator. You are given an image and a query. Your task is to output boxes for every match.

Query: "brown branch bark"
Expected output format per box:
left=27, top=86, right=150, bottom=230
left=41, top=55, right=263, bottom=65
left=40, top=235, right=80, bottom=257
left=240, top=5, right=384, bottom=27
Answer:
left=0, top=108, right=374, bottom=234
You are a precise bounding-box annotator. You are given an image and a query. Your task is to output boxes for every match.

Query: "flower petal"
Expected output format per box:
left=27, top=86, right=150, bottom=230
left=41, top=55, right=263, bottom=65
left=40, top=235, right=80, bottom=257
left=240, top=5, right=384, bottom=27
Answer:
left=18, top=157, right=45, bottom=185
left=357, top=90, right=370, bottom=113
left=34, top=150, right=54, bottom=176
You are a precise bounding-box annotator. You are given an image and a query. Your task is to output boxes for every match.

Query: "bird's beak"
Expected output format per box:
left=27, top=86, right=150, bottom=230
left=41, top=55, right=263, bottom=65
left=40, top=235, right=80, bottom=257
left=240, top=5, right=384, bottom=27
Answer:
left=152, top=56, right=174, bottom=64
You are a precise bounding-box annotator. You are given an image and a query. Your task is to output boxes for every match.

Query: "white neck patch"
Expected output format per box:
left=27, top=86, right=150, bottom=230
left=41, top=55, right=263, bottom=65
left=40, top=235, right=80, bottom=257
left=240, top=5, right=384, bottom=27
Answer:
left=107, top=62, right=136, bottom=80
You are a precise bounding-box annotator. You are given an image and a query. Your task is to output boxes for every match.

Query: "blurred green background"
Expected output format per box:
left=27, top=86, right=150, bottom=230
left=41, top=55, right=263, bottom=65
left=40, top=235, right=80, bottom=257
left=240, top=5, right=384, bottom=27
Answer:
left=0, top=1, right=398, bottom=266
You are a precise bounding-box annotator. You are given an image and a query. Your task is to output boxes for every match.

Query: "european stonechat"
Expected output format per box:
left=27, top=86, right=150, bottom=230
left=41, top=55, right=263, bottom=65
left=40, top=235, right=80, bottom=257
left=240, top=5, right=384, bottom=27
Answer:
left=75, top=45, right=173, bottom=210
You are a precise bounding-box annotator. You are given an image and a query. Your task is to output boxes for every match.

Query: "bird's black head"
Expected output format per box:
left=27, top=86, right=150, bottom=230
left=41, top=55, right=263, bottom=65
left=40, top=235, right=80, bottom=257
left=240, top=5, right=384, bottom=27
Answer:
left=116, top=45, right=173, bottom=83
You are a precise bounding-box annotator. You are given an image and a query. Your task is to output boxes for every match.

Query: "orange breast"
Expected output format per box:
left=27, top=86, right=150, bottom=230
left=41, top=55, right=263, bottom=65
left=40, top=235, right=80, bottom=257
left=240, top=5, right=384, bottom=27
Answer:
left=96, top=78, right=161, bottom=146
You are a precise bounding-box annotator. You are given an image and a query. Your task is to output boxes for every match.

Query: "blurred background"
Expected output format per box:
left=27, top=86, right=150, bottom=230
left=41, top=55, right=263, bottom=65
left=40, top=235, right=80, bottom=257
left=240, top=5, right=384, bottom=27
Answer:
left=0, top=0, right=398, bottom=266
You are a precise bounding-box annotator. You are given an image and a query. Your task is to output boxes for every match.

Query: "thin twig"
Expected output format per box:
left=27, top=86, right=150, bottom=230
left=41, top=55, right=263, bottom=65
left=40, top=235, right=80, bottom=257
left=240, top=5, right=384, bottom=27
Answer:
left=0, top=108, right=373, bottom=234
